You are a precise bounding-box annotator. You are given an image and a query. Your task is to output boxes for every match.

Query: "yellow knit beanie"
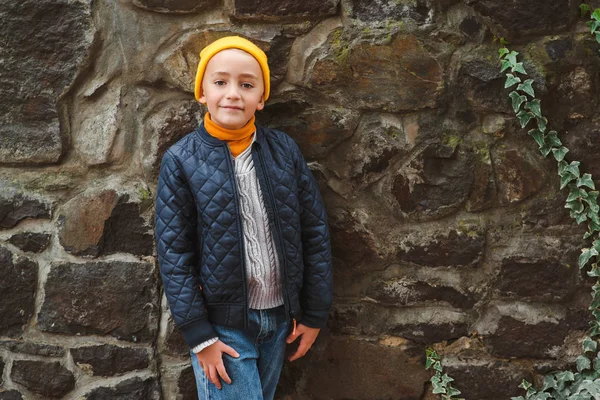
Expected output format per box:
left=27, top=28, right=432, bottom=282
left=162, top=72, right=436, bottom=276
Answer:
left=194, top=36, right=270, bottom=102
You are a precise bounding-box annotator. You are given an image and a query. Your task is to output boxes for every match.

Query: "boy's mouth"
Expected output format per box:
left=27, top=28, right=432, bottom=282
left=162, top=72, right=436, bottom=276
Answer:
left=221, top=105, right=243, bottom=110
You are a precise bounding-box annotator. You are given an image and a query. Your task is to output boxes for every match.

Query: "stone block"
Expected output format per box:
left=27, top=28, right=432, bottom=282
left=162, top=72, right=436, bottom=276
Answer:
left=0, top=340, right=65, bottom=357
left=0, top=185, right=52, bottom=229
left=465, top=0, right=578, bottom=40
left=164, top=317, right=190, bottom=358
left=259, top=103, right=359, bottom=161
left=232, top=0, right=339, bottom=20
left=302, top=336, right=428, bottom=399
left=454, top=58, right=509, bottom=113
left=71, top=345, right=150, bottom=376
left=178, top=365, right=197, bottom=400
left=84, top=377, right=161, bottom=400
left=492, top=147, right=547, bottom=205
left=142, top=100, right=203, bottom=180
left=0, top=247, right=37, bottom=336
left=486, top=316, right=569, bottom=359
left=8, top=232, right=51, bottom=253
left=0, top=391, right=22, bottom=400
left=347, top=0, right=431, bottom=24
left=311, top=34, right=443, bottom=111
left=562, top=120, right=600, bottom=180
left=497, top=257, right=577, bottom=302
left=367, top=279, right=476, bottom=309
left=132, top=0, right=219, bottom=13
left=11, top=360, right=75, bottom=398
left=58, top=190, right=153, bottom=257
left=0, top=0, right=93, bottom=165
left=398, top=228, right=485, bottom=268
left=38, top=261, right=159, bottom=343
left=392, top=142, right=475, bottom=218
left=445, top=360, right=531, bottom=399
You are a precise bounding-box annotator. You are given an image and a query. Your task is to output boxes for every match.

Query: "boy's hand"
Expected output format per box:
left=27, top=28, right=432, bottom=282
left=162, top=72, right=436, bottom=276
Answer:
left=195, top=340, right=240, bottom=389
left=286, top=324, right=321, bottom=362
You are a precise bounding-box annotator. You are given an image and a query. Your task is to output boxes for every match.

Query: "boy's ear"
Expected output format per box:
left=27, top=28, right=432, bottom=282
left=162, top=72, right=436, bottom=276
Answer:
left=199, top=89, right=207, bottom=104
left=256, top=95, right=265, bottom=111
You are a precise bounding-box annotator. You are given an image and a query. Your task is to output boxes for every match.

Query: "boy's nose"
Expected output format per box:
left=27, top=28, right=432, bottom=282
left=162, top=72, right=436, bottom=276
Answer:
left=226, top=86, right=241, bottom=99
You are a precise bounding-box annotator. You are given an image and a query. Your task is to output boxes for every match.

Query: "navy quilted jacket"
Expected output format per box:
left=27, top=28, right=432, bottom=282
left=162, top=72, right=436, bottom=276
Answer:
left=155, top=122, right=333, bottom=349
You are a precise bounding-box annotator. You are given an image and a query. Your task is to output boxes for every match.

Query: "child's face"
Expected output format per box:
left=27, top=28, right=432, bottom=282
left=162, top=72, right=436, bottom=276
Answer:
left=200, top=49, right=265, bottom=130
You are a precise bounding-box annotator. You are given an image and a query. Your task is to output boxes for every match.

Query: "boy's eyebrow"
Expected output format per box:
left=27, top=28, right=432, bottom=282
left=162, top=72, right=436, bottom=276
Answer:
left=209, top=71, right=260, bottom=79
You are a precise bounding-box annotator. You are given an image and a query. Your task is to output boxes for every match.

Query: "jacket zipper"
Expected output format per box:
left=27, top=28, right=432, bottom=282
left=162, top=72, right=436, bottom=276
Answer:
left=253, top=142, right=293, bottom=322
left=224, top=144, right=249, bottom=329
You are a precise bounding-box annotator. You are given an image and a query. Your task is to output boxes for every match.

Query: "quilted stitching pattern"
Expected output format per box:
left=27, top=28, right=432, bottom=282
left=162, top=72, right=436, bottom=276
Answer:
left=155, top=126, right=332, bottom=337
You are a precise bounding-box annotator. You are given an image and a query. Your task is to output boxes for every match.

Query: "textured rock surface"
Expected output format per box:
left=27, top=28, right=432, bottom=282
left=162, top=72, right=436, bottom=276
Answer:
left=0, top=0, right=93, bottom=164
left=8, top=232, right=51, bottom=253
left=84, top=377, right=162, bottom=400
left=11, top=360, right=75, bottom=398
left=0, top=340, right=65, bottom=357
left=232, top=0, right=339, bottom=20
left=38, top=261, right=158, bottom=342
left=133, top=0, right=219, bottom=13
left=71, top=345, right=150, bottom=376
left=0, top=185, right=51, bottom=229
left=0, top=247, right=37, bottom=336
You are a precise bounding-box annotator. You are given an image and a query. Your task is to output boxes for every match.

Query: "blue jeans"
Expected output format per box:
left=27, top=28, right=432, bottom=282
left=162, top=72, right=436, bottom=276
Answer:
left=190, top=306, right=289, bottom=400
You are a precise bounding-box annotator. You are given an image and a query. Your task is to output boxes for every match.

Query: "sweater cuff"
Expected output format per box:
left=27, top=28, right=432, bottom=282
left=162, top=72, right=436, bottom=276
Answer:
left=192, top=337, right=219, bottom=354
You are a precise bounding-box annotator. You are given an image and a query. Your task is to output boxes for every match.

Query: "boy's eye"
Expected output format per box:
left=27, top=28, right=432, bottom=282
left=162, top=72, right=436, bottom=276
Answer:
left=214, top=80, right=226, bottom=86
left=241, top=83, right=254, bottom=89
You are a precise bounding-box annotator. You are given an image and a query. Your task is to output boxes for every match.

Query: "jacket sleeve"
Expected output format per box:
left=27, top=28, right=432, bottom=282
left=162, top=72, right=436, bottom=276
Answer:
left=292, top=142, right=333, bottom=329
left=155, top=150, right=217, bottom=348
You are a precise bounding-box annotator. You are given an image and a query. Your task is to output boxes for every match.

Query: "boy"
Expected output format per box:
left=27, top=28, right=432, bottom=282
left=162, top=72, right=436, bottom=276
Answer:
left=155, top=36, right=333, bottom=399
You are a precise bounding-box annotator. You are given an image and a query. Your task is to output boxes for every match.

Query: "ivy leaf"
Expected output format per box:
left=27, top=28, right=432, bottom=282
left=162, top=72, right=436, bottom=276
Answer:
left=568, top=188, right=586, bottom=202
left=556, top=371, right=575, bottom=389
left=540, top=374, right=557, bottom=391
left=539, top=143, right=553, bottom=157
left=425, top=356, right=436, bottom=369
left=501, top=59, right=512, bottom=73
left=577, top=355, right=592, bottom=372
left=499, top=47, right=510, bottom=58
left=578, top=173, right=596, bottom=190
left=505, top=73, right=522, bottom=88
left=506, top=51, right=519, bottom=65
left=510, top=91, right=528, bottom=113
left=446, top=386, right=461, bottom=396
left=590, top=219, right=600, bottom=234
left=531, top=394, right=551, bottom=400
left=561, top=173, right=578, bottom=190
left=536, top=116, right=548, bottom=133
left=516, top=110, right=535, bottom=128
left=566, top=199, right=584, bottom=214
left=580, top=379, right=600, bottom=395
left=580, top=3, right=591, bottom=17
left=518, top=379, right=533, bottom=391
left=589, top=20, right=600, bottom=34
left=596, top=32, right=600, bottom=44
left=528, top=129, right=546, bottom=148
left=575, top=211, right=589, bottom=224
left=565, top=161, right=582, bottom=177
left=525, top=99, right=543, bottom=118
left=433, top=361, right=443, bottom=372
left=580, top=248, right=598, bottom=269
left=511, top=397, right=526, bottom=400
left=593, top=9, right=600, bottom=21
left=552, top=147, right=569, bottom=162
left=546, top=131, right=562, bottom=147
left=512, top=62, right=527, bottom=74
left=440, top=374, right=454, bottom=386
left=583, top=337, right=597, bottom=353
left=517, top=79, right=535, bottom=97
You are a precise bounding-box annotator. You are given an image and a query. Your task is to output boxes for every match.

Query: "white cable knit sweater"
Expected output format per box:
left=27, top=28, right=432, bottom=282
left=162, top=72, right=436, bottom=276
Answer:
left=192, top=134, right=284, bottom=353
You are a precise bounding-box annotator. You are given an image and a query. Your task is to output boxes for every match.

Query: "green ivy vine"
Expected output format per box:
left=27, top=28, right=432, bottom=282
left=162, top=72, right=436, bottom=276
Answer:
left=425, top=6, right=600, bottom=400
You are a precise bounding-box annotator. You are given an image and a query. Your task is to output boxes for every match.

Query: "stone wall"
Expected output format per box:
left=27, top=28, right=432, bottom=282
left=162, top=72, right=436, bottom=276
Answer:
left=1, top=0, right=600, bottom=398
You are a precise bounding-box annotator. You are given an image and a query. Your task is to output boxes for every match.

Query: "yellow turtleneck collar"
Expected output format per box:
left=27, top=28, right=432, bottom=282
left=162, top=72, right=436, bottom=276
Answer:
left=203, top=113, right=256, bottom=157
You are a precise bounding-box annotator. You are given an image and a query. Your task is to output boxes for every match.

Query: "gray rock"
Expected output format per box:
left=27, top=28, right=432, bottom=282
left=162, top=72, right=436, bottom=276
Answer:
left=368, top=279, right=476, bottom=309
left=465, top=0, right=578, bottom=40
left=38, top=261, right=159, bottom=343
left=0, top=247, right=37, bottom=336
left=132, top=0, right=219, bottom=13
left=492, top=147, right=547, bottom=205
left=232, top=0, right=339, bottom=20
left=0, top=0, right=93, bottom=165
left=348, top=0, right=431, bottom=24
left=0, top=391, right=23, bottom=400
left=8, top=232, right=51, bottom=253
left=58, top=191, right=153, bottom=257
left=178, top=366, right=197, bottom=400
left=71, top=345, right=150, bottom=376
left=84, top=377, right=162, bottom=400
left=0, top=185, right=52, bottom=229
left=164, top=318, right=189, bottom=358
left=11, top=360, right=75, bottom=398
left=0, top=340, right=65, bottom=357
